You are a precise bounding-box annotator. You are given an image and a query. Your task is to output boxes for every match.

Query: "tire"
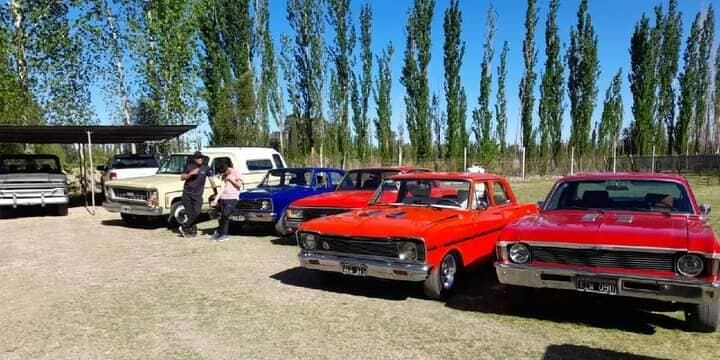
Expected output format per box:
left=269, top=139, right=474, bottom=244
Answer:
left=169, top=201, right=188, bottom=227
left=275, top=214, right=291, bottom=236
left=55, top=204, right=69, bottom=216
left=685, top=300, right=720, bottom=332
left=0, top=207, right=8, bottom=219
left=423, top=252, right=460, bottom=300
left=121, top=213, right=147, bottom=227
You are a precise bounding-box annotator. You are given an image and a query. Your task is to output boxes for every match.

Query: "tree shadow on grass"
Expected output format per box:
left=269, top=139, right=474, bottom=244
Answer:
left=270, top=267, right=424, bottom=301
left=445, top=265, right=687, bottom=335
left=542, top=344, right=670, bottom=360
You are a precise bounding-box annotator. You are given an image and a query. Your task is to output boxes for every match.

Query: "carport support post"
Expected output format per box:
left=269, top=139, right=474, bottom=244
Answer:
left=651, top=145, right=656, bottom=173
left=463, top=147, right=467, bottom=172
left=612, top=140, right=617, bottom=173
left=570, top=146, right=575, bottom=175
left=87, top=131, right=95, bottom=213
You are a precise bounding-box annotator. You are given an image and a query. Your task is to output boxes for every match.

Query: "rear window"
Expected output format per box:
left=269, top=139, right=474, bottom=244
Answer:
left=247, top=159, right=274, bottom=171
left=0, top=156, right=62, bottom=174
left=272, top=154, right=285, bottom=169
left=111, top=156, right=159, bottom=169
left=338, top=170, right=399, bottom=191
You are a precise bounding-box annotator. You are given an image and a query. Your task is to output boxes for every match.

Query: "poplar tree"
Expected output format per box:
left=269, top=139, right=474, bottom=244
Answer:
left=495, top=41, right=508, bottom=153
left=400, top=0, right=434, bottom=160
left=374, top=43, right=393, bottom=163
left=519, top=0, right=538, bottom=153
left=356, top=4, right=372, bottom=159
left=676, top=13, right=701, bottom=155
left=472, top=4, right=495, bottom=160
left=598, top=69, right=623, bottom=153
left=567, top=0, right=599, bottom=157
left=714, top=41, right=720, bottom=152
left=327, top=0, right=355, bottom=160
left=695, top=6, right=713, bottom=153
left=257, top=0, right=283, bottom=150
left=657, top=0, right=681, bottom=154
left=538, top=0, right=563, bottom=161
left=628, top=14, right=659, bottom=155
left=442, top=0, right=465, bottom=159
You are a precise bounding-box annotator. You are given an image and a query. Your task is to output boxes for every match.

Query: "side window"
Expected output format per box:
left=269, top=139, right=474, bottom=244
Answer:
left=211, top=157, right=233, bottom=175
left=272, top=154, right=285, bottom=169
left=314, top=171, right=329, bottom=188
left=492, top=181, right=510, bottom=206
left=474, top=182, right=489, bottom=209
left=329, top=171, right=344, bottom=186
left=246, top=159, right=273, bottom=171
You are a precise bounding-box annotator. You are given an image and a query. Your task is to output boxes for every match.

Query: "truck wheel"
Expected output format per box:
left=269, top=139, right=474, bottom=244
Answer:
left=55, top=204, right=69, bottom=216
left=169, top=201, right=188, bottom=227
left=423, top=252, right=459, bottom=300
left=121, top=213, right=146, bottom=227
left=0, top=207, right=8, bottom=219
left=275, top=214, right=291, bottom=237
left=685, top=300, right=720, bottom=332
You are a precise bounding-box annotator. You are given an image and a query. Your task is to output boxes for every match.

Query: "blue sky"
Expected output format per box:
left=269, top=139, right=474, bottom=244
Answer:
left=93, top=0, right=719, bottom=146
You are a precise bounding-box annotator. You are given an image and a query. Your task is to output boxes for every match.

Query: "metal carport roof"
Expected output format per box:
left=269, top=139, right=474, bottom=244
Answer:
left=0, top=125, right=196, bottom=144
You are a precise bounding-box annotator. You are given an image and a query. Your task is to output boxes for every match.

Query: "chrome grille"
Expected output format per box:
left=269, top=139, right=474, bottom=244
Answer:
left=236, top=200, right=262, bottom=210
left=530, top=246, right=675, bottom=271
left=301, top=207, right=349, bottom=221
left=313, top=235, right=425, bottom=261
left=113, top=188, right=149, bottom=201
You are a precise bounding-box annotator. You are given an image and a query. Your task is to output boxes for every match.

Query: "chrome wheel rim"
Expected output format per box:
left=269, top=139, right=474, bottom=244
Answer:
left=175, top=205, right=188, bottom=224
left=440, top=254, right=457, bottom=290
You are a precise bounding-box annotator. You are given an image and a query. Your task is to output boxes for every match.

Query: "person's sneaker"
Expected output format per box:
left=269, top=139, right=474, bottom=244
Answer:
left=216, top=235, right=230, bottom=242
left=209, top=232, right=221, bottom=241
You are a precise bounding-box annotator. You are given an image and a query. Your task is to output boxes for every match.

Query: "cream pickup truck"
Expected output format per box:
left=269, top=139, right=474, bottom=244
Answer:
left=102, top=147, right=286, bottom=226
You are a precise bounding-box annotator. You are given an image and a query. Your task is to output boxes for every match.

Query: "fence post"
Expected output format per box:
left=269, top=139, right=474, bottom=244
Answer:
left=398, top=147, right=403, bottom=166
left=570, top=146, right=575, bottom=175
left=319, top=144, right=324, bottom=167
left=612, top=140, right=617, bottom=173
left=651, top=145, right=656, bottom=173
left=521, top=147, right=526, bottom=180
left=463, top=147, right=467, bottom=171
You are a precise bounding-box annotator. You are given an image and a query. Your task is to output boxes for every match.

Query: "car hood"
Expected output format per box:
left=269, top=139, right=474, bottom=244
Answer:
left=240, top=185, right=313, bottom=199
left=290, top=190, right=375, bottom=209
left=105, top=174, right=179, bottom=190
left=504, top=210, right=689, bottom=250
left=299, top=205, right=466, bottom=239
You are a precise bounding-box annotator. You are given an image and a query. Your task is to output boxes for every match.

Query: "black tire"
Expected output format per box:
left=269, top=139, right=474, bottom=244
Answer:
left=55, top=204, right=69, bottom=216
left=685, top=300, right=720, bottom=332
left=0, top=207, right=8, bottom=219
left=168, top=201, right=188, bottom=227
left=423, top=252, right=460, bottom=300
left=275, top=214, right=291, bottom=236
left=121, top=213, right=147, bottom=227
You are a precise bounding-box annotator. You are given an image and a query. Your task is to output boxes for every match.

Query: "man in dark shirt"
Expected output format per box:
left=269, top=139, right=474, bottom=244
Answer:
left=178, top=151, right=217, bottom=237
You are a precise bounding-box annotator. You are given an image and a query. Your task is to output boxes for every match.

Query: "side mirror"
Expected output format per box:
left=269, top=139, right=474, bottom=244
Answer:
left=537, top=200, right=545, bottom=209
left=700, top=203, right=711, bottom=215
left=96, top=165, right=107, bottom=172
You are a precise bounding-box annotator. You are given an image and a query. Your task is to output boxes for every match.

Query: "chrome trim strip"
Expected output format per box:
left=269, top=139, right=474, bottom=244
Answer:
left=497, top=240, right=720, bottom=258
left=298, top=250, right=430, bottom=282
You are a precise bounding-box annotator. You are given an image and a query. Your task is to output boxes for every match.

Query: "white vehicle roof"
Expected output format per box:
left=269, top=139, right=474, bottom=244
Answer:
left=200, top=147, right=281, bottom=157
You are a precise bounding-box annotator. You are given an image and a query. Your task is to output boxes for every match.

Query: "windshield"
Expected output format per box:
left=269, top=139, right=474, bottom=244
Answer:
left=157, top=155, right=208, bottom=174
left=0, top=155, right=61, bottom=174
left=372, top=178, right=472, bottom=209
left=111, top=156, right=159, bottom=169
left=338, top=170, right=400, bottom=191
left=544, top=179, right=693, bottom=214
left=261, top=169, right=314, bottom=187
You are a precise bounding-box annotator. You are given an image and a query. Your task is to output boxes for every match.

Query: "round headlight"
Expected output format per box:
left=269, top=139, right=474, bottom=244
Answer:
left=509, top=243, right=530, bottom=264
left=260, top=200, right=272, bottom=211
left=302, top=233, right=317, bottom=250
left=398, top=242, right=418, bottom=261
left=287, top=208, right=303, bottom=219
left=676, top=254, right=704, bottom=277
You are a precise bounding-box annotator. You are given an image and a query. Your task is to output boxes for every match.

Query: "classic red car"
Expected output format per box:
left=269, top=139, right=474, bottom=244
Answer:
left=495, top=173, right=720, bottom=331
left=297, top=172, right=538, bottom=298
left=280, top=166, right=429, bottom=234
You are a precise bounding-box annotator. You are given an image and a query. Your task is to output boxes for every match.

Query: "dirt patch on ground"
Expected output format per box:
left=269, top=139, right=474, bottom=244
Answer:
left=1, top=207, right=718, bottom=359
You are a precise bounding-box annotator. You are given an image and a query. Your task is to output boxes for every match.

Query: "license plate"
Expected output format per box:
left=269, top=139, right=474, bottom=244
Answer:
left=341, top=263, right=367, bottom=276
left=576, top=277, right=618, bottom=295
left=230, top=215, right=246, bottom=222
left=120, top=206, right=132, bottom=213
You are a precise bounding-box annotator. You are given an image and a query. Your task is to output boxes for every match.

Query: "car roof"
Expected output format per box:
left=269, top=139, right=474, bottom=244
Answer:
left=346, top=166, right=430, bottom=173
left=200, top=147, right=281, bottom=156
left=560, top=172, right=689, bottom=184
left=390, top=172, right=507, bottom=181
left=270, top=167, right=343, bottom=172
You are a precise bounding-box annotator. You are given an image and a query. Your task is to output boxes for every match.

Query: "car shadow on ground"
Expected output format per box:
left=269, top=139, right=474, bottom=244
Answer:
left=270, top=236, right=297, bottom=246
left=445, top=265, right=687, bottom=335
left=270, top=267, right=425, bottom=301
left=542, top=344, right=669, bottom=360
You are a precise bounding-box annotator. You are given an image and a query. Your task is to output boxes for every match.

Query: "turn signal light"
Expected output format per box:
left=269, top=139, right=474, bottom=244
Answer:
left=109, top=172, right=117, bottom=180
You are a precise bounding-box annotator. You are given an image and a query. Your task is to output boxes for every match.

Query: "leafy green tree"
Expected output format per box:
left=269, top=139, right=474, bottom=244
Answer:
left=495, top=41, right=508, bottom=154
left=400, top=0, right=434, bottom=160
left=676, top=12, right=701, bottom=155
left=355, top=4, right=372, bottom=159
left=431, top=92, right=443, bottom=159
left=538, top=0, right=563, bottom=162
left=598, top=69, right=623, bottom=153
left=656, top=0, right=681, bottom=154
left=374, top=43, right=393, bottom=163
left=628, top=14, right=659, bottom=155
left=327, top=0, right=355, bottom=161
left=567, top=0, right=599, bottom=157
left=694, top=5, right=713, bottom=153
left=442, top=0, right=465, bottom=160
left=472, top=4, right=495, bottom=161
left=715, top=38, right=720, bottom=153
left=257, top=0, right=283, bottom=150
left=519, top=0, right=538, bottom=153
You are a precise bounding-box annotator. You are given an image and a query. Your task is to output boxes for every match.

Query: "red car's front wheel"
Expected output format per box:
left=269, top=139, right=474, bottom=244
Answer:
left=686, top=299, right=720, bottom=332
left=423, top=252, right=459, bottom=300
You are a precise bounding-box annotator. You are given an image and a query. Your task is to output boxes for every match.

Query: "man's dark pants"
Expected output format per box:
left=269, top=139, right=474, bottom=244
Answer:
left=217, top=199, right=238, bottom=236
left=181, top=191, right=203, bottom=235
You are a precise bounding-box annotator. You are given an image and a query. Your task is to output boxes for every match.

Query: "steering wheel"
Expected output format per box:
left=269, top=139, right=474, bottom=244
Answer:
left=435, top=198, right=461, bottom=207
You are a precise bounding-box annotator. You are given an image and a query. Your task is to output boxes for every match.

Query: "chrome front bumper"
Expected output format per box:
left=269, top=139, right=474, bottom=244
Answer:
left=229, top=210, right=276, bottom=223
left=495, top=263, right=720, bottom=304
left=102, top=200, right=163, bottom=216
left=298, top=250, right=430, bottom=282
left=0, top=195, right=67, bottom=207
left=284, top=218, right=302, bottom=232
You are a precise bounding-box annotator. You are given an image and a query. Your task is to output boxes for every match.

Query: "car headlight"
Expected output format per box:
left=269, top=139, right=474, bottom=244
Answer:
left=260, top=199, right=272, bottom=211
left=300, top=233, right=317, bottom=250
left=509, top=243, right=530, bottom=264
left=398, top=241, right=418, bottom=261
left=286, top=208, right=304, bottom=219
left=147, top=190, right=159, bottom=207
left=676, top=254, right=704, bottom=277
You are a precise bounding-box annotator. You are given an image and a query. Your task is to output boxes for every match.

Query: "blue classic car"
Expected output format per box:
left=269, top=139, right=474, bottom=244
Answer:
left=229, top=167, right=345, bottom=234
